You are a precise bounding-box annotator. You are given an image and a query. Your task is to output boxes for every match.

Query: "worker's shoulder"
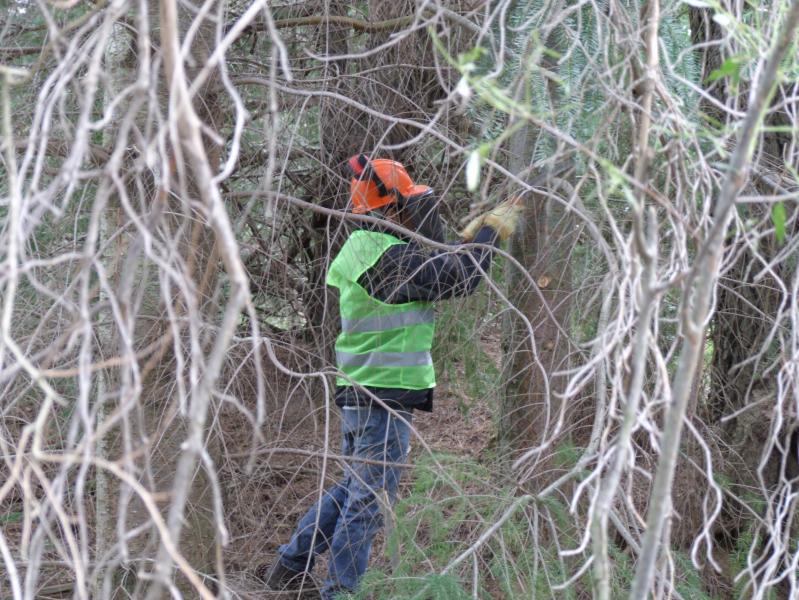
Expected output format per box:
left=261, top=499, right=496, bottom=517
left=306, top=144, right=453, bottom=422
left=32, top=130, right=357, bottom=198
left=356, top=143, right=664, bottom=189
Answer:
left=371, top=240, right=440, bottom=279
left=345, top=229, right=406, bottom=249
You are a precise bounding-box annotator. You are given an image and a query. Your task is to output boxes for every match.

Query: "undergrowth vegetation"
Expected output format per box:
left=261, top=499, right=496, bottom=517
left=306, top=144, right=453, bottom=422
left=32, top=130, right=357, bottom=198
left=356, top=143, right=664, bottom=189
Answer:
left=2, top=0, right=799, bottom=598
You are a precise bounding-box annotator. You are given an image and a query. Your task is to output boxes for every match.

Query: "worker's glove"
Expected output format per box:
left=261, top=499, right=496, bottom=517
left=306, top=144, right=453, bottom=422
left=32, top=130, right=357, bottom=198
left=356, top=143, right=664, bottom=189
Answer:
left=459, top=197, right=524, bottom=242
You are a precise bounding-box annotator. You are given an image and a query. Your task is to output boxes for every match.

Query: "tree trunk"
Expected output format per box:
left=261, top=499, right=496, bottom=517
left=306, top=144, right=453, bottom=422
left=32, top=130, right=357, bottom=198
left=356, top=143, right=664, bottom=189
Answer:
left=500, top=186, right=577, bottom=462
left=656, top=7, right=795, bottom=593
left=91, top=3, right=228, bottom=597
left=499, top=26, right=578, bottom=471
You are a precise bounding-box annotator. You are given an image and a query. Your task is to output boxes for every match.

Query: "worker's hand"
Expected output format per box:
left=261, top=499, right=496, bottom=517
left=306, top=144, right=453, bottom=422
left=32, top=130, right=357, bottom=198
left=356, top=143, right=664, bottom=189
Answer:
left=460, top=197, right=524, bottom=242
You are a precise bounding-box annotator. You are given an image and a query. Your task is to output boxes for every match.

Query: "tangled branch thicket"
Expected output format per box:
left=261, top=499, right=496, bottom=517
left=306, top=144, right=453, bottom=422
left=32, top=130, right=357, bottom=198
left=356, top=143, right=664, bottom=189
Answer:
left=1, top=0, right=798, bottom=598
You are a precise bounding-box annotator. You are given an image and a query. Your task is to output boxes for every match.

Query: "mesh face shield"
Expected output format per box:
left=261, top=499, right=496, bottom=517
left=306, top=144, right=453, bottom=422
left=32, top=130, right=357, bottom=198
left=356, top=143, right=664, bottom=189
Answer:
left=396, top=188, right=445, bottom=244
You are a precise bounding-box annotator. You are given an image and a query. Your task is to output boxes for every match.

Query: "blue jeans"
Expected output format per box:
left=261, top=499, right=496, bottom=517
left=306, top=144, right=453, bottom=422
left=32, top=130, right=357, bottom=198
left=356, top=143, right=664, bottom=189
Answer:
left=278, top=406, right=412, bottom=599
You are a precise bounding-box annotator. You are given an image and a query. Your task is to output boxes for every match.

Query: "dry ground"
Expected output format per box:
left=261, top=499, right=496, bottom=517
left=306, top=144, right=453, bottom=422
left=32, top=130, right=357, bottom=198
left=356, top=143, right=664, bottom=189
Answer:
left=223, top=380, right=496, bottom=599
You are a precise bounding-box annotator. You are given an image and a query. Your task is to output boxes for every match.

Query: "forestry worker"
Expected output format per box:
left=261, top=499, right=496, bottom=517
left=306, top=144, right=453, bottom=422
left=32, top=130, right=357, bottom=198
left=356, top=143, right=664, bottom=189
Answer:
left=262, top=154, right=523, bottom=599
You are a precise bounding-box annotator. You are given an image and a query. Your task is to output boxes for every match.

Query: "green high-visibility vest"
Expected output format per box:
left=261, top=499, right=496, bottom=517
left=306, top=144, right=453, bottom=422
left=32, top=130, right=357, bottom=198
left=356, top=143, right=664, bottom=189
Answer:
left=326, top=230, right=436, bottom=390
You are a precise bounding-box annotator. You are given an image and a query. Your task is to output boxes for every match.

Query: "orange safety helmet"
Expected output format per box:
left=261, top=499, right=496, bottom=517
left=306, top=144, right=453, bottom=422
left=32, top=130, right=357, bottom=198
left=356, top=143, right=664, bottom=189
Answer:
left=347, top=154, right=445, bottom=242
left=348, top=154, right=431, bottom=214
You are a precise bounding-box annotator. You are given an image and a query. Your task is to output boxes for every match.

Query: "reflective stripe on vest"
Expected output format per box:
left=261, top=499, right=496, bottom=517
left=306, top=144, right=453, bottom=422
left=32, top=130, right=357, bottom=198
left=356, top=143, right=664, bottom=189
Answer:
left=336, top=350, right=433, bottom=368
left=341, top=307, right=434, bottom=334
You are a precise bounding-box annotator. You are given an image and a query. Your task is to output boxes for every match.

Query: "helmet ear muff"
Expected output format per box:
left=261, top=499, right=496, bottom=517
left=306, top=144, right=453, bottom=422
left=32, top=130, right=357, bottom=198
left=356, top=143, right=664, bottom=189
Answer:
left=348, top=154, right=390, bottom=203
left=347, top=154, right=369, bottom=177
left=361, top=164, right=390, bottom=198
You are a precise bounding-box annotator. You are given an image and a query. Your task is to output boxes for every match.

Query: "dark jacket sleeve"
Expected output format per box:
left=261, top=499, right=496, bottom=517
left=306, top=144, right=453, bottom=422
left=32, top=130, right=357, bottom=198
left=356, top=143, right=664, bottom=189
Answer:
left=358, top=226, right=499, bottom=303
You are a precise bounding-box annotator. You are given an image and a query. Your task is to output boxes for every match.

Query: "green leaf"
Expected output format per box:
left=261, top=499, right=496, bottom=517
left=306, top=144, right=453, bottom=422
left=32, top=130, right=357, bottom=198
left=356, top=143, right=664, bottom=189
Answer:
left=707, top=55, right=744, bottom=85
left=772, top=202, right=786, bottom=244
left=459, top=46, right=486, bottom=64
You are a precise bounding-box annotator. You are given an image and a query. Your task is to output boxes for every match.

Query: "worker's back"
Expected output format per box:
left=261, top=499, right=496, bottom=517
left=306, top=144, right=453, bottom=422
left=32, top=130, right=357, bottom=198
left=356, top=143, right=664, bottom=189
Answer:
left=327, top=229, right=436, bottom=390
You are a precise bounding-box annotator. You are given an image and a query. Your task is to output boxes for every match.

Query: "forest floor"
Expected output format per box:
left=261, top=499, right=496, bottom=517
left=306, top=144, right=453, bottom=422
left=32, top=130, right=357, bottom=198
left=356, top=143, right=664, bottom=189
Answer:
left=228, top=386, right=493, bottom=600
left=224, top=380, right=496, bottom=599
left=218, top=318, right=506, bottom=599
